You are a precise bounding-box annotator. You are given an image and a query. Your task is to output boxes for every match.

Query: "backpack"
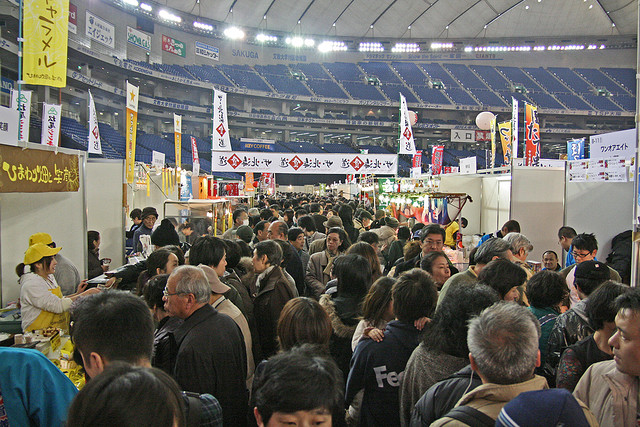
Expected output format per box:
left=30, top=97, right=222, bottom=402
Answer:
left=443, top=405, right=495, bottom=426
left=183, top=391, right=202, bottom=427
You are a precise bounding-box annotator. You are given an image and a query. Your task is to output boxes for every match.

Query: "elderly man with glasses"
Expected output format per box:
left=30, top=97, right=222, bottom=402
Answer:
left=559, top=233, right=621, bottom=308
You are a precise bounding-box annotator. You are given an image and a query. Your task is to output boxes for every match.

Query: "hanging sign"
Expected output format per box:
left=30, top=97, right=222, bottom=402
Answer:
left=68, top=3, right=77, bottom=34
left=212, top=89, right=232, bottom=151
left=125, top=81, right=139, bottom=184
left=412, top=151, right=423, bottom=168
left=174, top=114, right=182, bottom=170
left=460, top=156, right=477, bottom=175
left=86, top=10, right=115, bottom=49
left=127, top=26, right=151, bottom=51
left=399, top=93, right=417, bottom=154
left=498, top=121, right=512, bottom=166
left=431, top=145, right=444, bottom=175
left=152, top=150, right=165, bottom=170
left=524, top=102, right=540, bottom=166
left=88, top=90, right=102, bottom=154
left=162, top=35, right=186, bottom=57
left=512, top=97, right=519, bottom=160
left=41, top=103, right=62, bottom=147
left=195, top=41, right=219, bottom=61
left=490, top=117, right=496, bottom=169
left=0, top=105, right=19, bottom=146
left=567, top=138, right=585, bottom=160
left=11, top=89, right=31, bottom=143
left=589, top=129, right=636, bottom=160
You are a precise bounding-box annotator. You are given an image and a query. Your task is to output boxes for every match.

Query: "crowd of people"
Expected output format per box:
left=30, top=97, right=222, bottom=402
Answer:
left=3, top=194, right=636, bottom=427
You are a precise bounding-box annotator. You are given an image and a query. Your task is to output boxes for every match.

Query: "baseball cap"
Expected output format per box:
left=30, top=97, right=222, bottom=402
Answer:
left=574, top=260, right=610, bottom=281
left=236, top=225, right=254, bottom=243
left=323, top=216, right=343, bottom=229
left=198, top=264, right=231, bottom=295
left=28, top=232, right=53, bottom=246
left=24, top=243, right=61, bottom=264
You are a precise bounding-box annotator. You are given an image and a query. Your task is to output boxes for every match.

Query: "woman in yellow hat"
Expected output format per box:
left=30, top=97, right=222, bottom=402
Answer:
left=16, top=243, right=100, bottom=333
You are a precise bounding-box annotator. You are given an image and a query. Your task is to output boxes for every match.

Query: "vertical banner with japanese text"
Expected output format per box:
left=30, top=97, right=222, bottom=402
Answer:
left=88, top=90, right=102, bottom=154
left=23, top=0, right=69, bottom=87
left=431, top=145, right=444, bottom=175
left=512, top=97, right=519, bottom=160
left=498, top=121, right=512, bottom=166
left=412, top=151, right=422, bottom=168
left=399, top=93, right=417, bottom=154
left=125, top=82, right=139, bottom=183
left=212, top=89, right=231, bottom=152
left=41, top=103, right=61, bottom=147
left=191, top=136, right=200, bottom=176
left=245, top=172, right=255, bottom=192
left=174, top=114, right=182, bottom=170
left=568, top=138, right=585, bottom=160
left=11, top=90, right=31, bottom=143
left=524, top=103, right=540, bottom=166
left=490, top=117, right=496, bottom=169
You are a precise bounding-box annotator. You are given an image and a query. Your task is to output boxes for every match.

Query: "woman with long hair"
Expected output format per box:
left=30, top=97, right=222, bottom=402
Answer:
left=347, top=242, right=382, bottom=285
left=87, top=230, right=107, bottom=280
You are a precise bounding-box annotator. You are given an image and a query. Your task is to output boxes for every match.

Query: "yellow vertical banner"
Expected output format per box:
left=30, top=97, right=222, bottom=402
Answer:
left=23, top=0, right=69, bottom=87
left=125, top=82, right=139, bottom=183
left=162, top=169, right=166, bottom=194
left=174, top=114, right=182, bottom=170
left=498, top=121, right=512, bottom=166
left=146, top=173, right=150, bottom=197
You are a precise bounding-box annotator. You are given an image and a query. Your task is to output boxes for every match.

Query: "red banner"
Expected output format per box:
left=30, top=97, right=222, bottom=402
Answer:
left=412, top=151, right=423, bottom=168
left=431, top=145, right=444, bottom=175
left=524, top=103, right=540, bottom=166
left=190, top=136, right=200, bottom=164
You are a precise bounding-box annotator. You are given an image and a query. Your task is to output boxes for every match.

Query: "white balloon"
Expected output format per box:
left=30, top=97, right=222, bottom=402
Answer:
left=408, top=110, right=418, bottom=126
left=475, top=111, right=495, bottom=130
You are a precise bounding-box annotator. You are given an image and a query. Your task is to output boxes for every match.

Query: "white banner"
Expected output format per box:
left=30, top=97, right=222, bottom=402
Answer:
left=11, top=89, right=31, bottom=143
left=195, top=40, right=219, bottom=61
left=152, top=150, right=165, bottom=169
left=512, top=97, right=519, bottom=159
left=589, top=128, right=636, bottom=160
left=41, top=103, right=62, bottom=147
left=212, top=89, right=231, bottom=151
left=88, top=90, right=102, bottom=154
left=86, top=10, right=114, bottom=49
left=450, top=129, right=476, bottom=143
left=399, top=93, right=416, bottom=154
left=460, top=156, right=477, bottom=174
left=127, top=26, right=151, bottom=51
left=0, top=105, right=19, bottom=146
left=212, top=151, right=398, bottom=175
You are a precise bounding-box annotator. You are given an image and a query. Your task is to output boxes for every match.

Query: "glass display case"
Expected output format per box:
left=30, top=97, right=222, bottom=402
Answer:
left=163, top=199, right=232, bottom=237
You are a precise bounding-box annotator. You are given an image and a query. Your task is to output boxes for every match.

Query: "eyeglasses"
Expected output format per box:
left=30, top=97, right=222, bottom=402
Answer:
left=572, top=251, right=592, bottom=259
left=163, top=286, right=186, bottom=297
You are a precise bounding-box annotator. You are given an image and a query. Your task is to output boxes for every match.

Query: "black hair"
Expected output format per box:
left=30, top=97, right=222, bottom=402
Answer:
left=338, top=205, right=354, bottom=227
left=254, top=240, right=283, bottom=267
left=422, top=282, right=500, bottom=357
left=88, top=230, right=100, bottom=252
left=271, top=221, right=289, bottom=239
left=392, top=268, right=437, bottom=323
left=236, top=240, right=253, bottom=258
left=232, top=208, right=247, bottom=223
left=189, top=236, right=226, bottom=267
left=254, top=220, right=270, bottom=234
left=288, top=227, right=305, bottom=242
left=260, top=209, right=273, bottom=221
left=360, top=277, right=396, bottom=326
left=419, top=251, right=448, bottom=275
left=397, top=226, right=411, bottom=241
left=614, top=287, right=640, bottom=315
left=130, top=208, right=142, bottom=220
left=526, top=270, right=569, bottom=309
left=502, top=220, right=521, bottom=233
left=575, top=273, right=610, bottom=297
left=223, top=239, right=241, bottom=269
left=274, top=239, right=293, bottom=269
left=297, top=215, right=317, bottom=233
left=66, top=362, right=185, bottom=427
left=558, top=226, right=577, bottom=240
left=16, top=255, right=55, bottom=278
left=71, top=291, right=155, bottom=364
left=476, top=258, right=527, bottom=299
left=572, top=233, right=598, bottom=253
left=327, top=227, right=351, bottom=252
left=143, top=274, right=169, bottom=311
left=163, top=245, right=185, bottom=266
left=333, top=254, right=370, bottom=298
left=587, top=281, right=630, bottom=330
left=420, top=224, right=445, bottom=242
left=145, top=248, right=174, bottom=277
left=543, top=250, right=559, bottom=260
left=253, top=344, right=344, bottom=426
left=411, top=222, right=425, bottom=235
left=357, top=231, right=379, bottom=246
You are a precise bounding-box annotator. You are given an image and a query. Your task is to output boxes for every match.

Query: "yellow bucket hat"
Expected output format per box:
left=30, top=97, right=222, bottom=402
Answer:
left=28, top=232, right=54, bottom=246
left=24, top=243, right=61, bottom=265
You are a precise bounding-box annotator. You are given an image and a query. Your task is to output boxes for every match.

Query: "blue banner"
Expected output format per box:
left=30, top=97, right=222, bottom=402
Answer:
left=1, top=77, right=13, bottom=94
left=568, top=138, right=585, bottom=160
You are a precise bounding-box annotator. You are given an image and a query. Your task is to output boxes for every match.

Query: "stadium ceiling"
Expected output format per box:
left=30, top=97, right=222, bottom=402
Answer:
left=168, top=0, right=637, bottom=40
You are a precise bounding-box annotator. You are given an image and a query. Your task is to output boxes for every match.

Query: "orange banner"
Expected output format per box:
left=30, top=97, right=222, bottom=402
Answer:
left=125, top=82, right=139, bottom=183
left=524, top=103, right=540, bottom=166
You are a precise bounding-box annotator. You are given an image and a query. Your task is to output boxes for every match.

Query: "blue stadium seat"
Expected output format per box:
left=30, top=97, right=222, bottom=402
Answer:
left=547, top=67, right=593, bottom=94
left=574, top=68, right=628, bottom=95
left=392, top=62, right=429, bottom=86
left=359, top=62, right=403, bottom=85
left=601, top=68, right=636, bottom=94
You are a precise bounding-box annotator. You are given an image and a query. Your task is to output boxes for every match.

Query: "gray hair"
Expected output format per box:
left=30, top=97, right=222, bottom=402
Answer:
left=468, top=302, right=541, bottom=384
left=170, top=265, right=211, bottom=304
left=475, top=238, right=512, bottom=265
left=503, top=232, right=533, bottom=255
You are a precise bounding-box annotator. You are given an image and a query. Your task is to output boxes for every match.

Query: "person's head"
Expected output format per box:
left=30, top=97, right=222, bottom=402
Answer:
left=558, top=226, right=577, bottom=251
left=525, top=270, right=569, bottom=310
left=67, top=363, right=185, bottom=427
left=420, top=224, right=445, bottom=254
left=236, top=225, right=255, bottom=244
left=274, top=239, right=294, bottom=269
left=542, top=250, right=559, bottom=271
left=501, top=219, right=521, bottom=236
left=260, top=209, right=273, bottom=221
left=397, top=226, right=411, bottom=241
left=333, top=254, right=371, bottom=298
left=146, top=248, right=179, bottom=278
left=357, top=231, right=379, bottom=248
left=253, top=344, right=344, bottom=427
left=468, top=302, right=540, bottom=384
left=130, top=208, right=143, bottom=225
left=296, top=215, right=316, bottom=235
left=358, top=210, right=373, bottom=229
left=419, top=251, right=451, bottom=287
left=188, top=236, right=227, bottom=276
left=177, top=222, right=193, bottom=236
left=151, top=219, right=180, bottom=247
left=360, top=277, right=396, bottom=326
left=222, top=239, right=242, bottom=270
left=255, top=220, right=271, bottom=242
left=268, top=220, right=289, bottom=241
left=142, top=274, right=169, bottom=320
left=609, top=288, right=640, bottom=376
left=503, top=232, right=533, bottom=262
left=88, top=230, right=100, bottom=252
left=253, top=240, right=283, bottom=274
left=571, top=233, right=598, bottom=263
left=403, top=240, right=422, bottom=261
left=347, top=242, right=381, bottom=281
left=392, top=268, right=437, bottom=323
left=277, top=298, right=332, bottom=352
left=236, top=239, right=253, bottom=258
left=586, top=281, right=630, bottom=331
left=16, top=243, right=61, bottom=277
left=163, top=265, right=211, bottom=319
left=574, top=260, right=610, bottom=298
left=423, top=282, right=500, bottom=357
left=233, top=208, right=249, bottom=227
left=326, top=227, right=350, bottom=254
left=288, top=227, right=306, bottom=251
left=474, top=237, right=513, bottom=268
left=140, top=206, right=158, bottom=229
left=70, top=291, right=155, bottom=379
left=477, top=258, right=527, bottom=301
left=338, top=204, right=354, bottom=226
left=163, top=245, right=186, bottom=266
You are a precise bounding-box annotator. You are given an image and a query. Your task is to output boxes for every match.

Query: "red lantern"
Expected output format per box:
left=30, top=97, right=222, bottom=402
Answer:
left=252, top=181, right=259, bottom=188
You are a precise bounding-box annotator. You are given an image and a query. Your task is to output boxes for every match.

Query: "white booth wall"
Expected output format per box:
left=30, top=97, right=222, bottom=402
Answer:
left=481, top=175, right=512, bottom=235
left=0, top=146, right=87, bottom=306
left=565, top=178, right=634, bottom=263
left=86, top=160, right=126, bottom=267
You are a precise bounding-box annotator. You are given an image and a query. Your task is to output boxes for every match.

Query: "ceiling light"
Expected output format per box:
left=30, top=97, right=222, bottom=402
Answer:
left=256, top=33, right=278, bottom=43
left=193, top=21, right=214, bottom=31
left=123, top=0, right=138, bottom=6
left=304, top=38, right=315, bottom=47
left=224, top=26, right=245, bottom=39
left=318, top=41, right=347, bottom=52
left=159, top=9, right=181, bottom=23
left=358, top=42, right=384, bottom=52
left=140, top=2, right=152, bottom=11
left=286, top=37, right=304, bottom=47
left=431, top=42, right=453, bottom=50
left=392, top=43, right=419, bottom=53
left=525, top=5, right=529, bottom=9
